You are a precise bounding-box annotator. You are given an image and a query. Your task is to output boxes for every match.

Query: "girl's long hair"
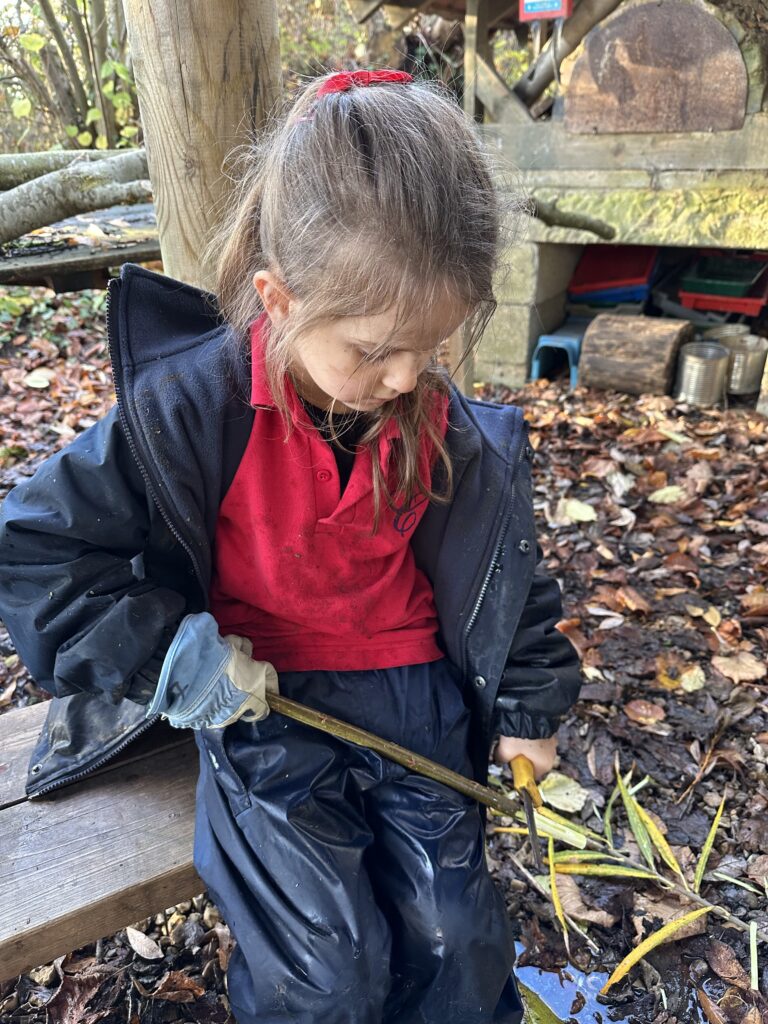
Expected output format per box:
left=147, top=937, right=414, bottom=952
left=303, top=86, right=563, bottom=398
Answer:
left=211, top=72, right=507, bottom=528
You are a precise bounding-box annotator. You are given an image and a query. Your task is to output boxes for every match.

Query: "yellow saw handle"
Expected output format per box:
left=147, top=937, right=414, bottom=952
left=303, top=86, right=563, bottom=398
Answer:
left=510, top=754, right=543, bottom=808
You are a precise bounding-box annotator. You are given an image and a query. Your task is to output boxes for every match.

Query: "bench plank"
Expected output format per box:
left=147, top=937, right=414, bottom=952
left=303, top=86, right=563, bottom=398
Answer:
left=0, top=740, right=202, bottom=979
left=0, top=703, right=193, bottom=810
left=0, top=702, right=48, bottom=810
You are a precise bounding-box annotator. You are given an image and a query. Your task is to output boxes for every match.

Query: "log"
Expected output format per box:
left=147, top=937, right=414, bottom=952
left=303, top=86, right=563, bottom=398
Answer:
left=579, top=315, right=693, bottom=395
left=565, top=0, right=748, bottom=135
left=0, top=151, right=150, bottom=246
left=0, top=150, right=132, bottom=190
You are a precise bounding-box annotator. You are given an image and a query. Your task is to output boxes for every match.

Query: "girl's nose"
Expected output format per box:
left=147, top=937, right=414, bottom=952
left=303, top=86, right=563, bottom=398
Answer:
left=381, top=352, right=421, bottom=395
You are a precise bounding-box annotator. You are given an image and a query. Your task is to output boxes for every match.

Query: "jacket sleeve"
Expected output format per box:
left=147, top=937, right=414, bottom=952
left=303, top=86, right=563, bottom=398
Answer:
left=492, top=546, right=582, bottom=740
left=0, top=406, right=187, bottom=705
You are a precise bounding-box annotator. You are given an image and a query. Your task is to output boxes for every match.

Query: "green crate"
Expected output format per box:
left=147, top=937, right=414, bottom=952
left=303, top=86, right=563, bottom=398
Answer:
left=680, top=257, right=766, bottom=297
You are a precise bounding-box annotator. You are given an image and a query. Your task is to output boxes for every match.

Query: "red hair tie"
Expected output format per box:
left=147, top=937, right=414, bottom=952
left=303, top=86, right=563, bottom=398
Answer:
left=316, top=69, right=413, bottom=98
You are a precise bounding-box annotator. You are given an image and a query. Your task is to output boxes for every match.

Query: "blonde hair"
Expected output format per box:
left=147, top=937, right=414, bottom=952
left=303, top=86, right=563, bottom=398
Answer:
left=213, top=72, right=502, bottom=527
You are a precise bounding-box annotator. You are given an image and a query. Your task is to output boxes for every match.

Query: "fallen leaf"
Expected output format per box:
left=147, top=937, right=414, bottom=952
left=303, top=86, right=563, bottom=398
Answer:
left=625, top=700, right=666, bottom=726
left=557, top=497, right=597, bottom=523
left=649, top=485, right=688, bottom=505
left=705, top=939, right=751, bottom=990
left=124, top=925, right=163, bottom=960
left=554, top=873, right=618, bottom=928
left=539, top=772, right=590, bottom=813
left=712, top=652, right=766, bottom=683
left=680, top=665, right=706, bottom=692
left=633, top=892, right=709, bottom=943
left=745, top=854, right=768, bottom=885
left=23, top=368, right=56, bottom=389
left=741, top=590, right=768, bottom=617
left=616, top=586, right=652, bottom=614
left=151, top=970, right=206, bottom=1003
left=697, top=988, right=728, bottom=1024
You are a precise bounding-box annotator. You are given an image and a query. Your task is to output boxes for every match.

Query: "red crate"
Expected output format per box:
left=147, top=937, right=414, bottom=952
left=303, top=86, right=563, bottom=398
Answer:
left=569, top=245, right=658, bottom=295
left=679, top=267, right=768, bottom=316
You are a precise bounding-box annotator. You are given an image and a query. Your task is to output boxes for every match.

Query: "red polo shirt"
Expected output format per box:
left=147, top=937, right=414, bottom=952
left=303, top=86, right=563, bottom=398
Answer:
left=208, top=317, right=446, bottom=672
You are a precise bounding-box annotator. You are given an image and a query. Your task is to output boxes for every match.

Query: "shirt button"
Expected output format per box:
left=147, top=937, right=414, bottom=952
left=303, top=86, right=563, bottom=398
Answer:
left=316, top=470, right=332, bottom=482
left=473, top=675, right=487, bottom=690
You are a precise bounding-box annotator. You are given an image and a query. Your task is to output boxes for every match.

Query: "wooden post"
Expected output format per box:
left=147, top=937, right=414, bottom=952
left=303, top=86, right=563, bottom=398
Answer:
left=122, top=0, right=281, bottom=289
left=463, top=0, right=491, bottom=124
left=460, top=0, right=491, bottom=395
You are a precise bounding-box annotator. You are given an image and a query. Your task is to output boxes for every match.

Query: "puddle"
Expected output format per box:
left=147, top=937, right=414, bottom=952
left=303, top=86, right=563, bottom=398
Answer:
left=515, top=944, right=708, bottom=1024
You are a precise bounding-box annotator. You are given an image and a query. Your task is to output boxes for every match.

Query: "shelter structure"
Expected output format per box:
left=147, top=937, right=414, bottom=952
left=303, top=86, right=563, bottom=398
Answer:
left=354, top=0, right=768, bottom=408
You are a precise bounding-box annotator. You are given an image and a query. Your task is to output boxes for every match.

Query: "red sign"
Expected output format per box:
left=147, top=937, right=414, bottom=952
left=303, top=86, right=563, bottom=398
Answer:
left=519, top=0, right=573, bottom=21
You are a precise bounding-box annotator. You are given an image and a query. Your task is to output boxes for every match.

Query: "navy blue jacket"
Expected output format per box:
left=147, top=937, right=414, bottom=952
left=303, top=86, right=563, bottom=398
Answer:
left=0, top=264, right=581, bottom=798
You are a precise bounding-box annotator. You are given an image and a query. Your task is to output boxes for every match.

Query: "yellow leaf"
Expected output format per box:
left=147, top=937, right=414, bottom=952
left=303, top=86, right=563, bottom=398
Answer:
left=703, top=607, right=722, bottom=628
left=680, top=665, right=706, bottom=693
left=539, top=772, right=590, bottom=813
left=554, top=863, right=657, bottom=879
left=616, top=767, right=655, bottom=869
left=648, top=485, right=687, bottom=504
left=548, top=837, right=570, bottom=954
left=600, top=907, right=711, bottom=994
left=510, top=812, right=588, bottom=850
left=95, top=134, right=108, bottom=149
left=694, top=793, right=726, bottom=894
left=635, top=803, right=688, bottom=888
left=557, top=498, right=597, bottom=523
left=77, top=130, right=93, bottom=147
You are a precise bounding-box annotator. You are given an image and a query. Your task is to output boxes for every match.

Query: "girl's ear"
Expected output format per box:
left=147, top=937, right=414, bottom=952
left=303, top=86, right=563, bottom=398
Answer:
left=253, top=270, right=292, bottom=324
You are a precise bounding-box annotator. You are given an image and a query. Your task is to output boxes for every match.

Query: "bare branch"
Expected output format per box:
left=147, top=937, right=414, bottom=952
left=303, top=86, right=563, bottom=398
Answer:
left=37, top=0, right=90, bottom=120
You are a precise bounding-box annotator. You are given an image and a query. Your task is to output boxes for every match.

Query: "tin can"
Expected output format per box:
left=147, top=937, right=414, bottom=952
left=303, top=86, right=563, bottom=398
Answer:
left=674, top=342, right=730, bottom=406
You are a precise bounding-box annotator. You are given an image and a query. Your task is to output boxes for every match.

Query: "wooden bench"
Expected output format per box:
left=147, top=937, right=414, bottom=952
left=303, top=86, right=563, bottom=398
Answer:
left=0, top=703, right=201, bottom=981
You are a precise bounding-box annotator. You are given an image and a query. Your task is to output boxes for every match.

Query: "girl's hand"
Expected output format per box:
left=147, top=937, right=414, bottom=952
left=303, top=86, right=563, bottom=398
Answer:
left=494, top=734, right=558, bottom=779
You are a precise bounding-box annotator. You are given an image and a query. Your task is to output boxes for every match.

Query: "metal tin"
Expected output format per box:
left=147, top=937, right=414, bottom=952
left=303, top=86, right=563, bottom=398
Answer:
left=674, top=342, right=730, bottom=406
left=726, top=335, right=768, bottom=394
left=703, top=324, right=751, bottom=343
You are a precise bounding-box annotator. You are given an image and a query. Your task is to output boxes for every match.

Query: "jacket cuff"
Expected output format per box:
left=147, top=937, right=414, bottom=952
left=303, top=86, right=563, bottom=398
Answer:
left=123, top=627, right=177, bottom=705
left=492, top=705, right=561, bottom=741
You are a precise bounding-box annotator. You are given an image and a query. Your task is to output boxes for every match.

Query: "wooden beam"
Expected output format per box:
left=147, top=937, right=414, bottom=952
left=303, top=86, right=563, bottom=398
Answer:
left=463, top=0, right=491, bottom=123
left=487, top=0, right=518, bottom=28
left=475, top=54, right=532, bottom=125
left=484, top=113, right=768, bottom=173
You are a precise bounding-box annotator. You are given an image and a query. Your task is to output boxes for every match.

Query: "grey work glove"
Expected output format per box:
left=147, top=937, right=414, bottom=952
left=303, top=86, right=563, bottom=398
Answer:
left=146, top=612, right=278, bottom=729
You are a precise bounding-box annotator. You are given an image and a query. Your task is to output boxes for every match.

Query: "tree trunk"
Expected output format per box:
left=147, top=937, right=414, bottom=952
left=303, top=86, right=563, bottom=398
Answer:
left=0, top=150, right=131, bottom=190
left=0, top=151, right=149, bottom=246
left=121, top=0, right=282, bottom=288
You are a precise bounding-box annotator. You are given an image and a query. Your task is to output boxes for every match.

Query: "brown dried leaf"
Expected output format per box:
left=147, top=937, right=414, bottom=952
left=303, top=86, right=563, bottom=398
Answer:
left=697, top=989, right=728, bottom=1024
left=151, top=970, right=206, bottom=1003
left=553, top=873, right=618, bottom=928
left=624, top=699, right=666, bottom=726
left=746, top=854, right=768, bottom=885
left=741, top=590, right=768, bottom=618
left=616, top=586, right=652, bottom=614
left=705, top=939, right=752, bottom=991
left=712, top=652, right=766, bottom=684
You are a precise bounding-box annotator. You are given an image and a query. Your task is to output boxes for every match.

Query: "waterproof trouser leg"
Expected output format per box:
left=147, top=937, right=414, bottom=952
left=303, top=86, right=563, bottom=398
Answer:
left=192, top=661, right=524, bottom=1024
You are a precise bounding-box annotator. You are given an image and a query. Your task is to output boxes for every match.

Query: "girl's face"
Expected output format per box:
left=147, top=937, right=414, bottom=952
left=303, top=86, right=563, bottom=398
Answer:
left=253, top=270, right=469, bottom=413
left=290, top=299, right=470, bottom=412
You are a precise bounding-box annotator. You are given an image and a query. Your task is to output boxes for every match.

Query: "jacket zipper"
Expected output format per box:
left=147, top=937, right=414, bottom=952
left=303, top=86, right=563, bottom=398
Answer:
left=462, top=419, right=529, bottom=675
left=29, top=280, right=206, bottom=798
left=30, top=714, right=166, bottom=798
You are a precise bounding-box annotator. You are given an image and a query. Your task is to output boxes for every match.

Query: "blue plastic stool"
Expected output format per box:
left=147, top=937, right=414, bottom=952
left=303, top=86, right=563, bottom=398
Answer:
left=530, top=324, right=588, bottom=389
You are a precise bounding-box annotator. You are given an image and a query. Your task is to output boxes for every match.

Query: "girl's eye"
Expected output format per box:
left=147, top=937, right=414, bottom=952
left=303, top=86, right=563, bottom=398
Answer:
left=357, top=347, right=391, bottom=363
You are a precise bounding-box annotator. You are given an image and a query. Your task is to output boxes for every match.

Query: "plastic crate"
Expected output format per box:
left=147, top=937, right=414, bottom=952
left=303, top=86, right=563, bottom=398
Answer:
left=567, top=283, right=650, bottom=304
left=679, top=267, right=768, bottom=316
left=569, top=245, right=658, bottom=295
left=680, top=256, right=767, bottom=297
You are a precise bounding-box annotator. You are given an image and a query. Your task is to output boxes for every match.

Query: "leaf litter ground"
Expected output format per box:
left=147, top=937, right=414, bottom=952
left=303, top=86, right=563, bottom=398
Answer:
left=0, top=288, right=766, bottom=1023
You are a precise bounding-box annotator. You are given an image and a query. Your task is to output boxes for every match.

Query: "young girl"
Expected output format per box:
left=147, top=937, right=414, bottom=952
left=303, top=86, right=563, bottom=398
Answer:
left=0, top=70, right=580, bottom=1023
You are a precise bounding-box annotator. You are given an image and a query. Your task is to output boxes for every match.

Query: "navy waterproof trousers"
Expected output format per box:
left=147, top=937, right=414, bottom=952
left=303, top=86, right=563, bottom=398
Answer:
left=193, top=659, right=524, bottom=1024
